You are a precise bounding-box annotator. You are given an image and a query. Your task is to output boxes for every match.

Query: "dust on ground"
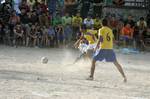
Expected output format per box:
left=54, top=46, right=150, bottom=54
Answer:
left=0, top=45, right=150, bottom=99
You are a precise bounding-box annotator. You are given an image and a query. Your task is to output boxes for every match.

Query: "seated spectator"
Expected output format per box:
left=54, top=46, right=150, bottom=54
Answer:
left=83, top=14, right=94, bottom=29
left=13, top=23, right=24, bottom=47
left=121, top=23, right=134, bottom=47
left=93, top=15, right=102, bottom=30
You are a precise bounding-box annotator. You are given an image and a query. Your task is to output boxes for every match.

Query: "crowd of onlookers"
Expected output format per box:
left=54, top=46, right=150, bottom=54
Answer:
left=0, top=0, right=150, bottom=50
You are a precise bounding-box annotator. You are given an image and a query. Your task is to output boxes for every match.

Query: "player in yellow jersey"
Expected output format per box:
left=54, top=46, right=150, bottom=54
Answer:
left=74, top=25, right=98, bottom=61
left=87, top=19, right=127, bottom=82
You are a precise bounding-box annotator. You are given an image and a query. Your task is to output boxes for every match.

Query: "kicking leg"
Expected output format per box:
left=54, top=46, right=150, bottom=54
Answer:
left=113, top=60, right=127, bottom=82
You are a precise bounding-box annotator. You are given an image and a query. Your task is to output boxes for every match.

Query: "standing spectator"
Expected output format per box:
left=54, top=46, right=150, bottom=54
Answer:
left=72, top=12, right=82, bottom=40
left=64, top=24, right=73, bottom=43
left=27, top=24, right=37, bottom=47
left=124, top=15, right=135, bottom=28
left=109, top=16, right=118, bottom=40
left=55, top=25, right=64, bottom=47
left=146, top=13, right=150, bottom=28
left=83, top=14, right=94, bottom=29
left=52, top=13, right=62, bottom=26
left=30, top=10, right=39, bottom=25
left=47, top=26, right=55, bottom=47
left=8, top=10, right=20, bottom=43
left=137, top=17, right=147, bottom=31
left=39, top=12, right=49, bottom=27
left=62, top=13, right=72, bottom=26
left=121, top=23, right=134, bottom=47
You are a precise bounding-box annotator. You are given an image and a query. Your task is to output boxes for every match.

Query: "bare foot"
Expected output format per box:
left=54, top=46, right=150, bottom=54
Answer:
left=86, top=76, right=94, bottom=81
left=124, top=77, right=127, bottom=83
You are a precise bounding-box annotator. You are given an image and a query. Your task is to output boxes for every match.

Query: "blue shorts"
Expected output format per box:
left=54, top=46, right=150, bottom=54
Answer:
left=93, top=49, right=116, bottom=62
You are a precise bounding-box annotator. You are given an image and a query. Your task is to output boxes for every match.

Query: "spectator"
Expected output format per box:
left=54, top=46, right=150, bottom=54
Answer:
left=109, top=16, right=118, bottom=40
left=124, top=15, right=135, bottom=28
left=62, top=13, right=72, bottom=26
left=137, top=17, right=147, bottom=31
left=113, top=0, right=125, bottom=6
left=72, top=12, right=82, bottom=40
left=121, top=23, right=134, bottom=47
left=40, top=0, right=48, bottom=13
left=83, top=14, right=94, bottom=29
left=47, top=25, right=55, bottom=47
left=27, top=24, right=37, bottom=47
left=36, top=25, right=43, bottom=47
left=52, top=13, right=62, bottom=26
left=19, top=0, right=30, bottom=13
left=64, top=0, right=77, bottom=16
left=39, top=12, right=49, bottom=27
left=64, top=24, right=73, bottom=43
left=30, top=10, right=39, bottom=25
left=32, top=0, right=40, bottom=10
left=13, top=23, right=24, bottom=47
left=55, top=24, right=64, bottom=47
left=8, top=10, right=20, bottom=41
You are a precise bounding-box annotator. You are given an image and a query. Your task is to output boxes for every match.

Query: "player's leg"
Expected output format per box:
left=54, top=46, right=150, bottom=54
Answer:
left=113, top=60, right=127, bottom=82
left=87, top=59, right=96, bottom=80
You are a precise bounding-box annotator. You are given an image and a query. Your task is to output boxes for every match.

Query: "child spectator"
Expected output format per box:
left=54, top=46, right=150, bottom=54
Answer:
left=55, top=25, right=64, bottom=48
left=13, top=23, right=24, bottom=47
left=121, top=23, right=134, bottom=47
left=39, top=12, right=49, bottom=27
left=27, top=24, right=37, bottom=47
left=47, top=25, right=55, bottom=47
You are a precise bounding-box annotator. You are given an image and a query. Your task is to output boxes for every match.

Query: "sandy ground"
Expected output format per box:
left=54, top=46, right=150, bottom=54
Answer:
left=0, top=45, right=150, bottom=99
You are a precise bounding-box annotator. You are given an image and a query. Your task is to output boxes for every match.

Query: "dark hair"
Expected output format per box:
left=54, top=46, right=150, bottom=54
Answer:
left=140, top=17, right=144, bottom=21
left=102, top=19, right=108, bottom=26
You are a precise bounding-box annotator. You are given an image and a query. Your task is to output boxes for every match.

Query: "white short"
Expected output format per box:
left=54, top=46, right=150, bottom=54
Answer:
left=78, top=43, right=96, bottom=53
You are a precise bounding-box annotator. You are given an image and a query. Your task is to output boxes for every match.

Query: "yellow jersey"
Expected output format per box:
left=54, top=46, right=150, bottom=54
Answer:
left=84, top=29, right=98, bottom=44
left=99, top=26, right=114, bottom=49
left=72, top=16, right=82, bottom=27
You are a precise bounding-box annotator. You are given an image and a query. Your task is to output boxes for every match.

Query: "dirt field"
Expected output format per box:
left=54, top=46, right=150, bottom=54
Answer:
left=0, top=45, right=150, bottom=99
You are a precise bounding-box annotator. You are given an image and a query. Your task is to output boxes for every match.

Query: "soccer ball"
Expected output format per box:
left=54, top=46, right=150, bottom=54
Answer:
left=41, top=57, right=48, bottom=64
